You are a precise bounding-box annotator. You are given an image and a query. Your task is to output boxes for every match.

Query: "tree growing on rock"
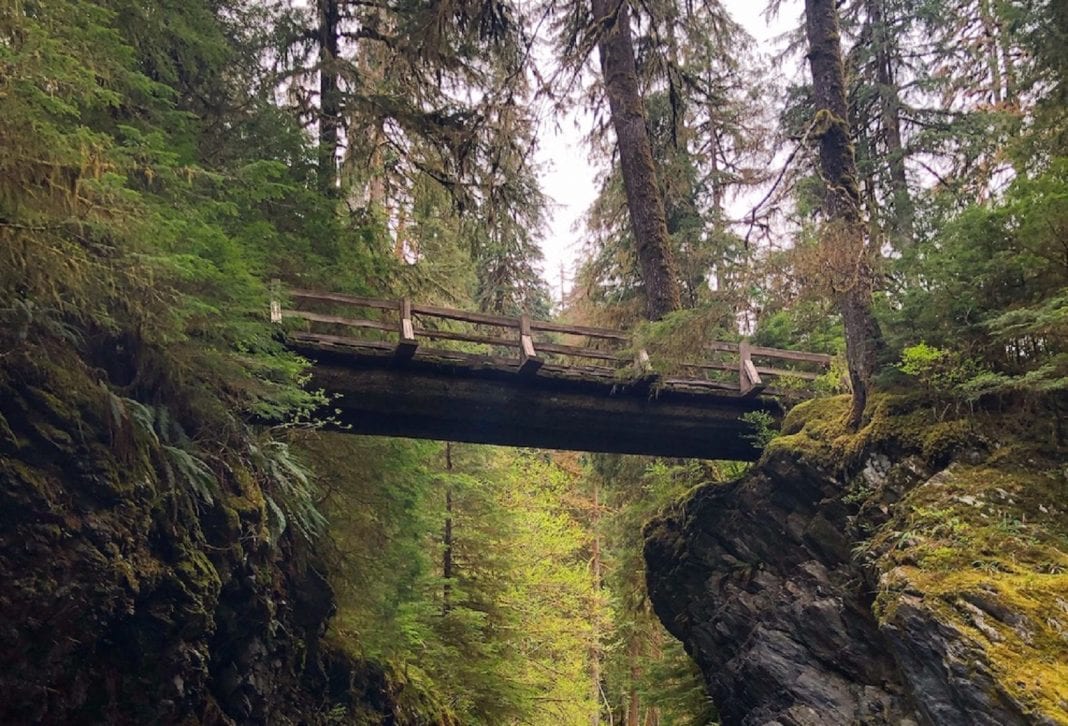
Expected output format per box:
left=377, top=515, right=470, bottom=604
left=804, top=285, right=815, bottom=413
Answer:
left=803, top=0, right=885, bottom=427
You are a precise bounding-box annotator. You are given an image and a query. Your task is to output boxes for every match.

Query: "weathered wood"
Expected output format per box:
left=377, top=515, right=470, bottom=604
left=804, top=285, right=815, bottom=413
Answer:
left=283, top=309, right=395, bottom=332
left=518, top=314, right=543, bottom=376
left=755, top=365, right=822, bottom=381
left=750, top=346, right=834, bottom=365
left=682, top=361, right=736, bottom=373
left=291, top=331, right=395, bottom=352
left=660, top=378, right=738, bottom=392
left=270, top=279, right=282, bottom=323
left=279, top=288, right=832, bottom=401
left=537, top=341, right=620, bottom=362
left=635, top=348, right=653, bottom=375
left=304, top=358, right=775, bottom=460
left=411, top=302, right=516, bottom=328
left=742, top=359, right=766, bottom=398
left=413, top=327, right=517, bottom=349
left=529, top=319, right=629, bottom=340
left=708, top=340, right=833, bottom=365
left=739, top=340, right=767, bottom=397
left=396, top=298, right=417, bottom=359
left=290, top=288, right=399, bottom=310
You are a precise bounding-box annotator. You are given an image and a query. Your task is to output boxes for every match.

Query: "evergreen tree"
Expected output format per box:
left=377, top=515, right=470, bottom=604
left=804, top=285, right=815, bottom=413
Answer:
left=803, top=0, right=885, bottom=427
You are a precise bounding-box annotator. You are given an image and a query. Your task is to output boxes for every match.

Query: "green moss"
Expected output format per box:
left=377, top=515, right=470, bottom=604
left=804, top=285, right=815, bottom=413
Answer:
left=225, top=466, right=267, bottom=532
left=176, top=546, right=222, bottom=593
left=769, top=393, right=989, bottom=475
left=774, top=392, right=1068, bottom=718
left=870, top=462, right=1068, bottom=721
left=920, top=419, right=976, bottom=465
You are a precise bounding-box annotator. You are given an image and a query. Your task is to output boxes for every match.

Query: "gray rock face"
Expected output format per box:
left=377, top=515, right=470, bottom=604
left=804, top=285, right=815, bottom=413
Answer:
left=643, top=448, right=1041, bottom=726
left=881, top=599, right=1034, bottom=726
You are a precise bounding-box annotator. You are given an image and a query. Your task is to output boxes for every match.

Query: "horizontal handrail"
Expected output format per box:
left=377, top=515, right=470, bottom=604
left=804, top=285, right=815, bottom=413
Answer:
left=289, top=288, right=399, bottom=310
left=271, top=284, right=834, bottom=396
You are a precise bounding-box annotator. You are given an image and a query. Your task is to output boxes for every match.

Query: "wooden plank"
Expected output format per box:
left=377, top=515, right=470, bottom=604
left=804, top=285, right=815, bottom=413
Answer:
left=738, top=340, right=766, bottom=398
left=742, top=359, right=766, bottom=398
left=537, top=341, right=621, bottom=362
left=289, top=288, right=398, bottom=310
left=529, top=319, right=629, bottom=340
left=541, top=362, right=618, bottom=377
left=411, top=302, right=515, bottom=328
left=749, top=345, right=834, bottom=365
left=411, top=348, right=520, bottom=369
left=307, top=364, right=778, bottom=460
left=709, top=337, right=833, bottom=365
left=288, top=288, right=831, bottom=365
left=290, top=332, right=394, bottom=351
left=708, top=341, right=741, bottom=353
left=518, top=314, right=543, bottom=376
left=709, top=340, right=831, bottom=366
left=755, top=365, right=821, bottom=380
left=681, top=361, right=736, bottom=372
left=413, top=327, right=518, bottom=348
left=270, top=278, right=282, bottom=323
left=282, top=309, right=395, bottom=332
left=634, top=348, right=653, bottom=375
left=660, top=378, right=739, bottom=391
left=396, top=298, right=417, bottom=359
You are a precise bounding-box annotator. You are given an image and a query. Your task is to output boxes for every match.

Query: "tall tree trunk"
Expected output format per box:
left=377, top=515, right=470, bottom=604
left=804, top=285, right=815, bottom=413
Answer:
left=317, top=0, right=341, bottom=196
left=442, top=442, right=453, bottom=615
left=995, top=0, right=1018, bottom=102
left=591, top=0, right=682, bottom=320
left=866, top=0, right=914, bottom=249
left=643, top=622, right=662, bottom=726
left=805, top=0, right=884, bottom=428
left=625, top=636, right=640, bottom=726
left=394, top=203, right=408, bottom=261
left=978, top=0, right=1004, bottom=103
left=589, top=480, right=603, bottom=726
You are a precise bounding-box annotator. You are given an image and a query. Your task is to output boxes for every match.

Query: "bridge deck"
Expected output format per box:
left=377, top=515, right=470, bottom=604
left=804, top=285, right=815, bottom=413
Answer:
left=274, top=286, right=834, bottom=460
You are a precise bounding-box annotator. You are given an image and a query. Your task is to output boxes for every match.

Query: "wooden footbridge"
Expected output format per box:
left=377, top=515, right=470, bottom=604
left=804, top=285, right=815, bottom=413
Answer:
left=272, top=287, right=833, bottom=461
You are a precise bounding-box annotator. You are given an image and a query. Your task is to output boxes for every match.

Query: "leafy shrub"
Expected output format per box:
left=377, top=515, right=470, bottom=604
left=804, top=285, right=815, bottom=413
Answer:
left=896, top=343, right=986, bottom=401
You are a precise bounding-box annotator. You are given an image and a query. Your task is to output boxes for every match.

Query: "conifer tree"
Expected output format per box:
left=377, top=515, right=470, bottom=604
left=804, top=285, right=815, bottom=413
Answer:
left=587, top=0, right=683, bottom=319
left=803, top=0, right=884, bottom=427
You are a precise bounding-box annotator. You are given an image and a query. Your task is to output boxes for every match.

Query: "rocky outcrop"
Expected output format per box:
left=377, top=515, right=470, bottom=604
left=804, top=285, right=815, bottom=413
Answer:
left=645, top=396, right=1068, bottom=726
left=0, top=362, right=405, bottom=724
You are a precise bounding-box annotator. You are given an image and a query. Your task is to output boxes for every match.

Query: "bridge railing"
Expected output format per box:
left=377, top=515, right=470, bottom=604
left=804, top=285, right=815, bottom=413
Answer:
left=271, top=284, right=834, bottom=398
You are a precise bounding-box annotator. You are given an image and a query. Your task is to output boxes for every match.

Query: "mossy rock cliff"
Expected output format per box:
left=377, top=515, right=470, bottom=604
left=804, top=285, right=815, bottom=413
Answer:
left=0, top=357, right=435, bottom=724
left=645, top=394, right=1068, bottom=725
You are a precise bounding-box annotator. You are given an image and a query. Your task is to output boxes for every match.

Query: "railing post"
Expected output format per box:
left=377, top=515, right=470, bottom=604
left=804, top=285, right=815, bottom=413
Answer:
left=270, top=278, right=282, bottom=323
left=518, top=314, right=543, bottom=376
left=396, top=298, right=417, bottom=359
left=634, top=348, right=653, bottom=376
left=739, top=339, right=765, bottom=397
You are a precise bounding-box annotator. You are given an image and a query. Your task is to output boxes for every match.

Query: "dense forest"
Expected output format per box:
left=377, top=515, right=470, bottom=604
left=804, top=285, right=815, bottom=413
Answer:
left=0, top=0, right=1065, bottom=724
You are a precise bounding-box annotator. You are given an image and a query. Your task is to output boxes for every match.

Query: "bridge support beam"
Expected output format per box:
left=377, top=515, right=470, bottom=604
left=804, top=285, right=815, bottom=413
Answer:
left=306, top=356, right=780, bottom=461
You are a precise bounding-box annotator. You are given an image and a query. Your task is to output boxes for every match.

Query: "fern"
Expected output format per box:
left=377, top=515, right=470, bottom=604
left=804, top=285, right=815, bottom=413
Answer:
left=249, top=439, right=326, bottom=541
left=162, top=444, right=219, bottom=505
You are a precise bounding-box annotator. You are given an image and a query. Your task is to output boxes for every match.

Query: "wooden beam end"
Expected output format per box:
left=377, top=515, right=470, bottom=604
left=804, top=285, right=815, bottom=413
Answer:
left=395, top=339, right=418, bottom=360
left=518, top=355, right=543, bottom=376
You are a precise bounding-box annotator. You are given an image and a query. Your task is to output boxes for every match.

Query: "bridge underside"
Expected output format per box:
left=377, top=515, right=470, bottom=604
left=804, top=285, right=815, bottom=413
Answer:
left=298, top=341, right=783, bottom=461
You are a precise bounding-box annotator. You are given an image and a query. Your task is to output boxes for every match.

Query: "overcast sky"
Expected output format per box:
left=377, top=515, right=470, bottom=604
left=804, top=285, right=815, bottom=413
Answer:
left=534, top=0, right=803, bottom=303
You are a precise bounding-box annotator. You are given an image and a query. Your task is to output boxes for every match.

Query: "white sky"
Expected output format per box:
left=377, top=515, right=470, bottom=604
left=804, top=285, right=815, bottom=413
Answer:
left=534, top=0, right=803, bottom=303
